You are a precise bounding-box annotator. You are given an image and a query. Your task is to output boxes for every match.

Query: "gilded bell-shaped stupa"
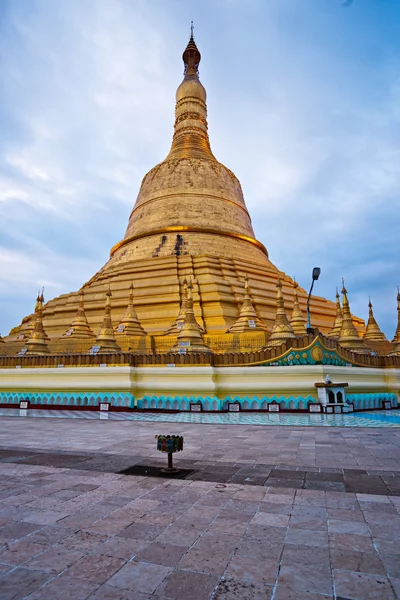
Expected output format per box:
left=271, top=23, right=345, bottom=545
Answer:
left=171, top=279, right=210, bottom=353
left=363, top=299, right=387, bottom=342
left=390, top=288, right=400, bottom=356
left=290, top=280, right=307, bottom=337
left=116, top=284, right=146, bottom=337
left=2, top=31, right=359, bottom=353
left=25, top=292, right=50, bottom=355
left=96, top=288, right=120, bottom=352
left=267, top=277, right=296, bottom=346
left=338, top=281, right=368, bottom=353
left=228, top=276, right=268, bottom=333
left=327, top=289, right=343, bottom=338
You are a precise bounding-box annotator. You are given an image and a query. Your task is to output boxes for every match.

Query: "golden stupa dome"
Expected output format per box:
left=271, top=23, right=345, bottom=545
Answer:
left=109, top=33, right=270, bottom=267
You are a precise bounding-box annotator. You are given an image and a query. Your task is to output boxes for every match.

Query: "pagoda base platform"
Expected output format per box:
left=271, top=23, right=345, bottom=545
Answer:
left=1, top=364, right=398, bottom=413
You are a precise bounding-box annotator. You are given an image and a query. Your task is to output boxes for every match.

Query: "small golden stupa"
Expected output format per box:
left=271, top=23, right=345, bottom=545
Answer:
left=116, top=283, right=146, bottom=337
left=25, top=292, right=49, bottom=355
left=338, top=280, right=369, bottom=353
left=95, top=288, right=120, bottom=353
left=363, top=299, right=387, bottom=342
left=390, top=288, right=400, bottom=356
left=267, top=277, right=296, bottom=346
left=290, top=280, right=307, bottom=337
left=228, top=276, right=268, bottom=333
left=171, top=279, right=210, bottom=353
left=62, top=289, right=95, bottom=339
left=327, top=289, right=343, bottom=338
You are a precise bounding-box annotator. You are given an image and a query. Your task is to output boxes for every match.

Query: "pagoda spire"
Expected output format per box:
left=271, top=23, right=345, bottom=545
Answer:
left=338, top=279, right=368, bottom=352
left=363, top=298, right=387, bottom=342
left=290, top=279, right=307, bottom=337
left=267, top=277, right=296, bottom=346
left=171, top=279, right=210, bottom=352
left=228, top=275, right=268, bottom=333
left=165, top=31, right=215, bottom=161
left=116, top=283, right=146, bottom=336
left=327, top=288, right=343, bottom=338
left=390, top=287, right=400, bottom=355
left=96, top=287, right=120, bottom=352
left=63, top=289, right=95, bottom=339
left=26, top=291, right=50, bottom=355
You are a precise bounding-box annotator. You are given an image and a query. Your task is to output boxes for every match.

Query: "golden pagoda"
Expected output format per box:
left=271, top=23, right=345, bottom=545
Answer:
left=95, top=288, right=120, bottom=352
left=267, top=277, right=296, bottom=346
left=25, top=292, right=50, bottom=355
left=290, top=280, right=307, bottom=337
left=228, top=276, right=268, bottom=333
left=364, top=299, right=387, bottom=342
left=171, top=279, right=210, bottom=353
left=338, top=280, right=369, bottom=353
left=116, top=283, right=146, bottom=336
left=327, top=289, right=343, bottom=338
left=3, top=32, right=361, bottom=351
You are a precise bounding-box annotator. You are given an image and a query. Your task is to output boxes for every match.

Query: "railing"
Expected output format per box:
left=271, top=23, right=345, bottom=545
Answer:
left=0, top=331, right=398, bottom=369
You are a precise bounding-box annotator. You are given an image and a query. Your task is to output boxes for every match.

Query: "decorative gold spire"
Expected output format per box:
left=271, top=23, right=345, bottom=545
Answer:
left=290, top=279, right=307, bottom=337
left=165, top=277, right=189, bottom=335
left=63, top=289, right=95, bottom=339
left=390, top=287, right=400, bottom=355
left=267, top=277, right=296, bottom=346
left=171, top=279, right=210, bottom=352
left=364, top=298, right=387, bottom=342
left=0, top=333, right=5, bottom=344
left=25, top=291, right=50, bottom=355
left=165, top=31, right=215, bottom=161
left=328, top=288, right=343, bottom=338
left=116, top=283, right=146, bottom=336
left=228, top=275, right=268, bottom=333
left=338, top=279, right=368, bottom=352
left=96, top=287, right=120, bottom=352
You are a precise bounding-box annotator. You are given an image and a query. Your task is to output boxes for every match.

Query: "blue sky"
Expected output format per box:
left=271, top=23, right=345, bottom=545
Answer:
left=0, top=0, right=399, bottom=338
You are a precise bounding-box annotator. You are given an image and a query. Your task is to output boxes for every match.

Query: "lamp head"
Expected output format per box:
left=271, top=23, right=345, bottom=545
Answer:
left=312, top=267, right=321, bottom=281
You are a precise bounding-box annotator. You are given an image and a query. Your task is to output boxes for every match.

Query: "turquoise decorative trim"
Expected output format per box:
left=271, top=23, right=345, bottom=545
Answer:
left=0, top=391, right=135, bottom=409
left=347, top=393, right=398, bottom=410
left=222, top=395, right=316, bottom=410
left=137, top=395, right=316, bottom=411
left=138, top=396, right=222, bottom=411
left=261, top=342, right=348, bottom=367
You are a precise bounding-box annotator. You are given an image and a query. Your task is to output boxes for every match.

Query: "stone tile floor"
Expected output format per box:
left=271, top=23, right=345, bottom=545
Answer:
left=1, top=416, right=400, bottom=599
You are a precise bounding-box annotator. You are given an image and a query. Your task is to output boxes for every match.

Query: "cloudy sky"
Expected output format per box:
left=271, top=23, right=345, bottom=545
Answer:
left=0, top=0, right=399, bottom=338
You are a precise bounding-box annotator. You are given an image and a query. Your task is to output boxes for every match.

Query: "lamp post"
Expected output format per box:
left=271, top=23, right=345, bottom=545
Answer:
left=306, top=267, right=321, bottom=333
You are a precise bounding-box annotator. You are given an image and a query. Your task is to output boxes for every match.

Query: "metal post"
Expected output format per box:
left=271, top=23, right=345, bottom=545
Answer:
left=167, top=452, right=173, bottom=470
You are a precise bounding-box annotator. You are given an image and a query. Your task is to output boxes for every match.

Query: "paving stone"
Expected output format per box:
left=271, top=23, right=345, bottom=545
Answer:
left=26, top=574, right=100, bottom=600
left=24, top=545, right=85, bottom=573
left=211, top=578, right=272, bottom=599
left=92, top=535, right=148, bottom=559
left=135, top=541, right=188, bottom=566
left=224, top=554, right=278, bottom=584
left=106, top=560, right=172, bottom=594
left=156, top=569, right=219, bottom=600
left=0, top=539, right=48, bottom=566
left=62, top=553, right=126, bottom=583
left=330, top=549, right=385, bottom=574
left=0, top=567, right=51, bottom=600
left=333, top=569, right=396, bottom=599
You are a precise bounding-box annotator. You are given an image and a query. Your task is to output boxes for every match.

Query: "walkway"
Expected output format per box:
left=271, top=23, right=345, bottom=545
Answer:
left=1, top=416, right=400, bottom=599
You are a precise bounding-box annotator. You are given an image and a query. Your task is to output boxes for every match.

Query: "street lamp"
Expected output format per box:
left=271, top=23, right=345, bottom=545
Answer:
left=306, top=267, right=321, bottom=333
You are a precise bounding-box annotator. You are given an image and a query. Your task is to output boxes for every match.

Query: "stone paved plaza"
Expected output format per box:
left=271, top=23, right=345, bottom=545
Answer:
left=1, top=414, right=400, bottom=599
